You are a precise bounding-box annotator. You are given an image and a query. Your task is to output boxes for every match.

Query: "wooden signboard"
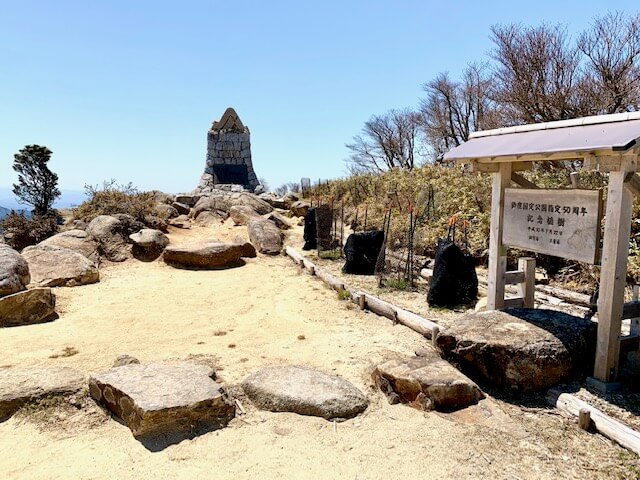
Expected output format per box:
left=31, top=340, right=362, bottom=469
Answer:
left=502, top=188, right=603, bottom=264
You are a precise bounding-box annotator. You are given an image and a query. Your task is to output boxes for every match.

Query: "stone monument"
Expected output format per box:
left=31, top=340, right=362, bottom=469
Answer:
left=196, top=108, right=261, bottom=193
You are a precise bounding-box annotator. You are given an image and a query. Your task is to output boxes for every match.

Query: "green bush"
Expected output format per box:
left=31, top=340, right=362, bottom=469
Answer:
left=72, top=180, right=156, bottom=223
left=0, top=212, right=58, bottom=251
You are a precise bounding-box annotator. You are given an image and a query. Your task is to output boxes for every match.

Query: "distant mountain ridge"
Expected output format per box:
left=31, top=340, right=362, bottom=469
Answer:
left=0, top=206, right=10, bottom=220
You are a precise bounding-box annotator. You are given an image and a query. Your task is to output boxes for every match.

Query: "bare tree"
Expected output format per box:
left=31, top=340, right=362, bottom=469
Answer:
left=420, top=63, right=501, bottom=162
left=578, top=12, right=640, bottom=114
left=346, top=108, right=422, bottom=173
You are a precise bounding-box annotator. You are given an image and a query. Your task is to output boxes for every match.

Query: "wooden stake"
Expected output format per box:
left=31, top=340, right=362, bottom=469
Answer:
left=358, top=294, right=366, bottom=310
left=579, top=408, right=591, bottom=431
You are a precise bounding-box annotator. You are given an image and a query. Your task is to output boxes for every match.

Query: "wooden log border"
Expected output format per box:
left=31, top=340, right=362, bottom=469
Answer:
left=285, top=246, right=437, bottom=339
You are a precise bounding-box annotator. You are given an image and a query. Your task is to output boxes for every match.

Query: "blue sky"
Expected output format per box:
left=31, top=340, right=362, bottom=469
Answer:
left=1, top=0, right=638, bottom=198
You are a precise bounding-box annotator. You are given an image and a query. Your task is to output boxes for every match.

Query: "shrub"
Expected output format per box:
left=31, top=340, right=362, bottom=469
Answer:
left=0, top=212, right=58, bottom=250
left=72, top=180, right=156, bottom=223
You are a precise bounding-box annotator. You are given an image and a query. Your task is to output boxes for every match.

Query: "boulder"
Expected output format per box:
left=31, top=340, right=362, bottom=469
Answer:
left=0, top=244, right=30, bottom=297
left=168, top=215, right=191, bottom=229
left=88, top=361, right=235, bottom=439
left=174, top=194, right=201, bottom=207
left=194, top=211, right=225, bottom=226
left=290, top=201, right=310, bottom=217
left=372, top=352, right=484, bottom=412
left=143, top=215, right=169, bottom=233
left=0, top=288, right=57, bottom=328
left=247, top=218, right=283, bottom=255
left=130, top=229, right=169, bottom=261
left=21, top=245, right=99, bottom=287
left=190, top=195, right=230, bottom=219
left=284, top=192, right=300, bottom=207
left=172, top=202, right=191, bottom=216
left=0, top=366, right=85, bottom=420
left=233, top=237, right=257, bottom=258
left=259, top=193, right=288, bottom=209
left=149, top=191, right=175, bottom=205
left=86, top=215, right=132, bottom=262
left=267, top=211, right=292, bottom=230
left=242, top=365, right=368, bottom=420
left=435, top=308, right=597, bottom=392
left=152, top=204, right=179, bottom=220
left=38, top=230, right=99, bottom=261
left=229, top=205, right=261, bottom=226
left=112, top=214, right=146, bottom=236
left=163, top=242, right=246, bottom=269
left=229, top=193, right=273, bottom=215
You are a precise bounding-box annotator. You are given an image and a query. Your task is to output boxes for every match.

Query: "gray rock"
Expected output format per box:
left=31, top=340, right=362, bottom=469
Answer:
left=38, top=230, right=99, bottom=261
left=0, top=288, right=57, bottom=328
left=113, top=355, right=140, bottom=367
left=174, top=194, right=201, bottom=207
left=258, top=193, right=288, bottom=209
left=86, top=215, right=131, bottom=262
left=233, top=236, right=257, bottom=258
left=143, top=215, right=169, bottom=233
left=242, top=365, right=368, bottom=420
left=0, top=244, right=30, bottom=298
left=229, top=205, right=261, bottom=226
left=372, top=352, right=484, bottom=412
left=0, top=365, right=84, bottom=420
left=129, top=229, right=169, bottom=249
left=247, top=218, right=283, bottom=255
left=290, top=201, right=310, bottom=217
left=190, top=195, right=230, bottom=219
left=163, top=242, right=246, bottom=269
left=168, top=215, right=191, bottom=229
left=228, top=193, right=272, bottom=215
left=267, top=211, right=291, bottom=230
left=172, top=202, right=191, bottom=216
left=21, top=245, right=99, bottom=287
left=194, top=211, right=225, bottom=226
left=435, top=308, right=597, bottom=392
left=89, top=361, right=235, bottom=439
left=152, top=204, right=179, bottom=220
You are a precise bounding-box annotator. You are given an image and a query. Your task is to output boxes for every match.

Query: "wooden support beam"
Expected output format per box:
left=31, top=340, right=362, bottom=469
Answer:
left=624, top=173, right=640, bottom=199
left=504, top=270, right=525, bottom=285
left=594, top=157, right=636, bottom=382
left=503, top=297, right=524, bottom=308
left=547, top=389, right=640, bottom=455
left=510, top=172, right=538, bottom=189
left=632, top=286, right=640, bottom=336
left=517, top=257, right=536, bottom=308
left=487, top=163, right=511, bottom=310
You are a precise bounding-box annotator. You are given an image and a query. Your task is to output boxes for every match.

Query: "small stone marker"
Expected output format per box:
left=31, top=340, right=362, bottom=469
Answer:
left=242, top=365, right=368, bottom=420
left=89, top=361, right=235, bottom=440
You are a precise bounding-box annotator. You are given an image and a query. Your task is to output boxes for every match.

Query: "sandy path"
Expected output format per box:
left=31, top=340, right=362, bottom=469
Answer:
left=0, top=221, right=635, bottom=479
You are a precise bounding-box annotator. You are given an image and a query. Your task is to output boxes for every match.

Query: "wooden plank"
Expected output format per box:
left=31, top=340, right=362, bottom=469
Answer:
left=363, top=293, right=437, bottom=338
left=624, top=173, right=640, bottom=199
left=469, top=161, right=530, bottom=173
left=583, top=155, right=623, bottom=172
left=620, top=334, right=640, bottom=353
left=510, top=173, right=538, bottom=189
left=547, top=389, right=640, bottom=455
left=504, top=270, right=525, bottom=285
left=594, top=157, right=636, bottom=382
left=622, top=301, right=640, bottom=320
left=518, top=257, right=536, bottom=308
left=504, top=297, right=524, bottom=308
left=502, top=188, right=602, bottom=264
left=487, top=163, right=511, bottom=310
left=632, top=285, right=640, bottom=336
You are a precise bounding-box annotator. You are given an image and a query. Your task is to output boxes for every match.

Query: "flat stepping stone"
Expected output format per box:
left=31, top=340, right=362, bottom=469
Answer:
left=435, top=308, right=597, bottom=391
left=0, top=366, right=84, bottom=420
left=163, top=241, right=246, bottom=269
left=89, top=361, right=235, bottom=440
left=242, top=365, right=368, bottom=420
left=372, top=351, right=484, bottom=412
left=0, top=288, right=57, bottom=328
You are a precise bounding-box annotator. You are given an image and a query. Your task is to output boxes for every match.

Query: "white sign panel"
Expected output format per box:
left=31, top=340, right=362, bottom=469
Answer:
left=502, top=188, right=602, bottom=264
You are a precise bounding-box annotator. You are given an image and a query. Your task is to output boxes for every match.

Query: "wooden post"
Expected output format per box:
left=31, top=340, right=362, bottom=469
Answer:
left=570, top=172, right=580, bottom=189
left=579, top=408, right=591, bottom=431
left=358, top=294, right=366, bottom=310
left=517, top=258, right=536, bottom=308
left=631, top=285, right=640, bottom=336
left=487, top=163, right=511, bottom=310
left=594, top=157, right=636, bottom=383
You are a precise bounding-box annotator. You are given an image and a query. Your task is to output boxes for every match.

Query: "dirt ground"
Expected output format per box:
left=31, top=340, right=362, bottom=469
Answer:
left=0, top=219, right=638, bottom=479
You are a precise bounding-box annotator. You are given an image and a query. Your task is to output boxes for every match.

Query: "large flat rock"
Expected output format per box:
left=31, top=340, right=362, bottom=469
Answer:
left=21, top=245, right=99, bottom=287
left=373, top=352, right=484, bottom=412
left=242, top=365, right=368, bottom=420
left=163, top=241, right=246, bottom=269
left=0, top=288, right=57, bottom=328
left=89, top=361, right=235, bottom=440
left=435, top=308, right=597, bottom=391
left=247, top=218, right=283, bottom=255
left=38, top=230, right=99, bottom=261
left=0, top=366, right=85, bottom=420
